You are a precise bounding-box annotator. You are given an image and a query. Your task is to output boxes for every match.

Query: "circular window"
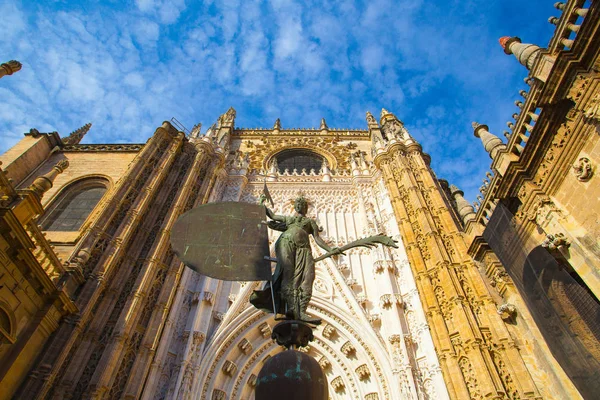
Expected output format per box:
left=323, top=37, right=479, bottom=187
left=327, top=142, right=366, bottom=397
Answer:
left=276, top=150, right=323, bottom=174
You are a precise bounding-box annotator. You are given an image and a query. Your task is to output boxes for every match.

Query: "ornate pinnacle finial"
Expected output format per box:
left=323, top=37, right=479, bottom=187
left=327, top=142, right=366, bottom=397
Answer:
left=472, top=122, right=505, bottom=159
left=62, top=123, right=92, bottom=145
left=499, top=36, right=541, bottom=70
left=190, top=123, right=202, bottom=138
left=0, top=60, right=22, bottom=79
left=320, top=118, right=328, bottom=130
left=366, top=111, right=377, bottom=126
left=449, top=184, right=476, bottom=224
left=380, top=108, right=390, bottom=119
left=218, top=107, right=236, bottom=127
left=28, top=159, right=70, bottom=199
left=273, top=118, right=281, bottom=130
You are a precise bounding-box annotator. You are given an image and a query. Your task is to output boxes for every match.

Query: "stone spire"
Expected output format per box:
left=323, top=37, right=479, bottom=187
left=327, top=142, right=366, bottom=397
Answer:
left=62, top=123, right=92, bottom=145
left=319, top=118, right=328, bottom=131
left=380, top=108, right=397, bottom=125
left=366, top=111, right=378, bottom=127
left=499, top=36, right=542, bottom=70
left=190, top=123, right=202, bottom=138
left=273, top=118, right=281, bottom=131
left=472, top=122, right=506, bottom=160
left=218, top=107, right=236, bottom=128
left=450, top=184, right=476, bottom=224
left=28, top=159, right=69, bottom=199
left=0, top=60, right=22, bottom=79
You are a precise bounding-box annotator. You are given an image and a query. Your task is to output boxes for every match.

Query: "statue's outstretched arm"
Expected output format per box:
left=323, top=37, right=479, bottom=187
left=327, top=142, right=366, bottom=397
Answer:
left=265, top=206, right=286, bottom=222
left=311, top=220, right=336, bottom=253
left=259, top=194, right=285, bottom=222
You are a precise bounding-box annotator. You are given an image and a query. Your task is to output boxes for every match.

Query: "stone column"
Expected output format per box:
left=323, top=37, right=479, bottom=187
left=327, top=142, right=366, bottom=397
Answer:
left=15, top=122, right=181, bottom=399
left=374, top=136, right=541, bottom=399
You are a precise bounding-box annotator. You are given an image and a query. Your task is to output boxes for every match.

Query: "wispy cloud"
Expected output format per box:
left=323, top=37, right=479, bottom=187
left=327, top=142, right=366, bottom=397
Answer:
left=0, top=0, right=556, bottom=200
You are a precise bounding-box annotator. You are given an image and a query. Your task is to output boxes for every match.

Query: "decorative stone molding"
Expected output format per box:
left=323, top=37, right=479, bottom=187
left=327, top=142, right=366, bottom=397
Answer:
left=228, top=293, right=237, bottom=303
left=373, top=260, right=385, bottom=274
left=356, top=364, right=371, bottom=380
left=318, top=355, right=331, bottom=370
left=298, top=345, right=310, bottom=353
left=203, top=291, right=214, bottom=304
left=193, top=331, right=205, bottom=345
left=497, top=303, right=517, bottom=321
left=356, top=295, right=368, bottom=306
left=213, top=311, right=224, bottom=321
left=238, top=338, right=252, bottom=354
left=380, top=294, right=393, bottom=309
left=573, top=157, right=593, bottom=181
left=541, top=233, right=570, bottom=251
left=388, top=334, right=402, bottom=345
left=365, top=393, right=379, bottom=400
left=331, top=376, right=345, bottom=392
left=212, top=389, right=227, bottom=400
left=322, top=324, right=337, bottom=339
left=341, top=341, right=356, bottom=357
left=258, top=322, right=271, bottom=338
left=247, top=374, right=257, bottom=387
left=222, top=360, right=237, bottom=376
left=262, top=354, right=271, bottom=364
left=62, top=144, right=143, bottom=152
left=368, top=313, right=381, bottom=324
left=345, top=278, right=358, bottom=288
left=584, top=92, right=600, bottom=120
left=337, top=263, right=350, bottom=272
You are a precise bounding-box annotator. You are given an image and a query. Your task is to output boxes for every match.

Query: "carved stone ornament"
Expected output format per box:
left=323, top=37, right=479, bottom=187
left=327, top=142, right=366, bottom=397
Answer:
left=331, top=376, right=345, bottom=392
left=497, top=303, right=517, bottom=321
left=366, top=111, right=377, bottom=125
left=573, top=157, right=593, bottom=181
left=584, top=92, right=600, bottom=120
left=356, top=364, right=371, bottom=380
left=541, top=232, right=570, bottom=251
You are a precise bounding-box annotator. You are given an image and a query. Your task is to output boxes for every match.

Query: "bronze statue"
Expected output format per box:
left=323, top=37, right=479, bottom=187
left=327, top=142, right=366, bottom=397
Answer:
left=251, top=195, right=336, bottom=324
left=251, top=193, right=398, bottom=325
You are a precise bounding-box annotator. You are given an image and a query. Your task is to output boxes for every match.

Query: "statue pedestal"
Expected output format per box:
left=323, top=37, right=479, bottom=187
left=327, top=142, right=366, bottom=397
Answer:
left=271, top=320, right=314, bottom=349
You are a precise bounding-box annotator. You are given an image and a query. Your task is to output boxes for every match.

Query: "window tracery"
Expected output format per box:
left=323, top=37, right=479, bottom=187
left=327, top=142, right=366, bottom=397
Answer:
left=41, top=178, right=109, bottom=231
left=275, top=149, right=324, bottom=174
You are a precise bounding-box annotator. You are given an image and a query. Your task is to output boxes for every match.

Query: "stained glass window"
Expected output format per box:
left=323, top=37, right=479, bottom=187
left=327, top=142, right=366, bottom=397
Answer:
left=276, top=150, right=323, bottom=174
left=43, top=184, right=107, bottom=231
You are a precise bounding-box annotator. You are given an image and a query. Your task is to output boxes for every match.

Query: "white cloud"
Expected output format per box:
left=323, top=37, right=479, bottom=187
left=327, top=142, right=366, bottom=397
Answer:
left=0, top=0, right=554, bottom=202
left=133, top=19, right=160, bottom=46
left=274, top=19, right=303, bottom=60
left=124, top=72, right=145, bottom=88
left=0, top=2, right=26, bottom=40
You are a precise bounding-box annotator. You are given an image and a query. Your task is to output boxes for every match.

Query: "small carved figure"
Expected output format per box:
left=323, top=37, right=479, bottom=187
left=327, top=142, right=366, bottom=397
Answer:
left=541, top=232, right=570, bottom=251
left=497, top=303, right=517, bottom=321
left=573, top=157, right=593, bottom=181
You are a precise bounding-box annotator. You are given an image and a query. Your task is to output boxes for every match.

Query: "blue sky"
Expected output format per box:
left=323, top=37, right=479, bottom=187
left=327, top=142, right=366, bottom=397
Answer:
left=0, top=0, right=556, bottom=201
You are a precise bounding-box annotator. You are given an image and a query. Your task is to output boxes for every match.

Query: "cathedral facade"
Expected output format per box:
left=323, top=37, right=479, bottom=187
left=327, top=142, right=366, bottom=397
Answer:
left=0, top=1, right=599, bottom=399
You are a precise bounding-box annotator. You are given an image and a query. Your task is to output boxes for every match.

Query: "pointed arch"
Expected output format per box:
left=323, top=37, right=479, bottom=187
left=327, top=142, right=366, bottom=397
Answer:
left=192, top=296, right=399, bottom=400
left=40, top=175, right=111, bottom=232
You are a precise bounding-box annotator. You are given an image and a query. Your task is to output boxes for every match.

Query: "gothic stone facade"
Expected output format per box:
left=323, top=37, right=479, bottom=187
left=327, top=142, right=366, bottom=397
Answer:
left=0, top=1, right=599, bottom=399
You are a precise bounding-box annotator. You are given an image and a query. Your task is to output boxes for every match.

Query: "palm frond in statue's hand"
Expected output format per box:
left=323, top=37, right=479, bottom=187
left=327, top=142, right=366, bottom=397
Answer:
left=314, top=234, right=398, bottom=262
